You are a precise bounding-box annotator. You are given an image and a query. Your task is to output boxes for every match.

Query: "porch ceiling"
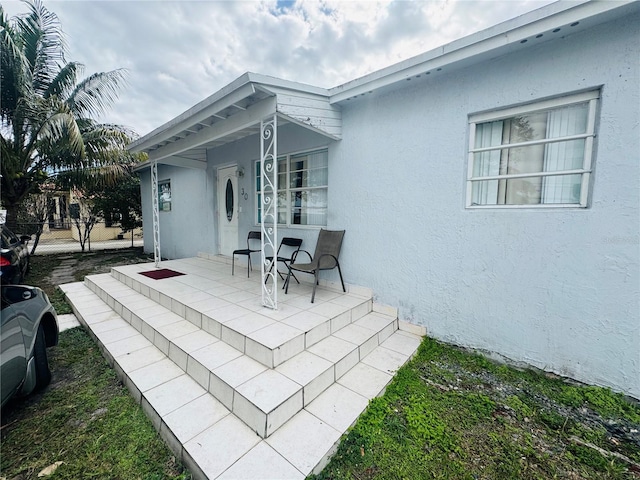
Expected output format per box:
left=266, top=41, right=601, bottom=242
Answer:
left=130, top=74, right=341, bottom=172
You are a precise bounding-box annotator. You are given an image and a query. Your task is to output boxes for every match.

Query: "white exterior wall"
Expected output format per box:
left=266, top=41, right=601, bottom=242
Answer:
left=331, top=13, right=639, bottom=397
left=140, top=165, right=215, bottom=259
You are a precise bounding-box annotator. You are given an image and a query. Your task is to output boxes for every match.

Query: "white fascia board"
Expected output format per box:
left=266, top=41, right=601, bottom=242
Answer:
left=276, top=113, right=341, bottom=141
left=133, top=160, right=151, bottom=172
left=132, top=156, right=207, bottom=172
left=128, top=74, right=258, bottom=152
left=329, top=0, right=636, bottom=103
left=247, top=73, right=330, bottom=97
left=147, top=97, right=277, bottom=163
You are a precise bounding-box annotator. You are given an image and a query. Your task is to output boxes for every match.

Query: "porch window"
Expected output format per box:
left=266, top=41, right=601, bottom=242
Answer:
left=158, top=180, right=171, bottom=212
left=466, top=90, right=599, bottom=208
left=256, top=149, right=328, bottom=226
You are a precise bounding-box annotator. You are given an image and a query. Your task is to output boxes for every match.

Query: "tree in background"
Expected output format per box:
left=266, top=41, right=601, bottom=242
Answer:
left=68, top=190, right=97, bottom=252
left=55, top=165, right=142, bottom=252
left=86, top=169, right=142, bottom=247
left=0, top=0, right=134, bottom=231
left=15, top=185, right=56, bottom=254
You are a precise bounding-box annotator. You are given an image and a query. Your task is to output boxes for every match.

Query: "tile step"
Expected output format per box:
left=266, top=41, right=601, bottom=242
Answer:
left=91, top=256, right=374, bottom=368
left=64, top=282, right=399, bottom=438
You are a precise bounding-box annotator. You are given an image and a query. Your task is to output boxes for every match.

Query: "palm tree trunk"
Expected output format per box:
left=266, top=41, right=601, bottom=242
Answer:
left=3, top=202, right=20, bottom=232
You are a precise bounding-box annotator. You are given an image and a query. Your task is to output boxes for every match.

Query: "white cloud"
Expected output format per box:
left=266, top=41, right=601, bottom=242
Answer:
left=1, top=0, right=555, bottom=136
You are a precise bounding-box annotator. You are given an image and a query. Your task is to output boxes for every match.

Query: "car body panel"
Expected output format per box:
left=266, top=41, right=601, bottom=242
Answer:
left=1, top=225, right=30, bottom=285
left=1, top=285, right=58, bottom=407
left=0, top=313, right=27, bottom=404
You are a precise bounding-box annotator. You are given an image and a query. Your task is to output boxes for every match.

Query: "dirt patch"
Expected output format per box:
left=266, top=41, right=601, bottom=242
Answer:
left=46, top=248, right=151, bottom=286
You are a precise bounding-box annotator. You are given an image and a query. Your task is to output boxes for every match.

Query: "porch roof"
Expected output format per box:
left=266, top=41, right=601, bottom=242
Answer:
left=130, top=73, right=341, bottom=172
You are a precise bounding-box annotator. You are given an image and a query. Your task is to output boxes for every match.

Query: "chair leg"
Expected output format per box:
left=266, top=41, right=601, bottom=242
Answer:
left=247, top=254, right=251, bottom=278
left=232, top=255, right=235, bottom=275
left=280, top=261, right=300, bottom=284
left=311, top=270, right=319, bottom=303
left=265, top=258, right=276, bottom=284
left=284, top=267, right=292, bottom=293
left=336, top=263, right=346, bottom=292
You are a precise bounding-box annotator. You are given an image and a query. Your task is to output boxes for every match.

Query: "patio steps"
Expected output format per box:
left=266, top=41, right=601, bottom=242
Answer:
left=103, top=256, right=376, bottom=369
left=65, top=256, right=410, bottom=438
left=61, top=256, right=423, bottom=478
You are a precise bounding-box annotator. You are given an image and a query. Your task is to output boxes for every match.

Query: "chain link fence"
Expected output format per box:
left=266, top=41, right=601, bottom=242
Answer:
left=14, top=220, right=143, bottom=255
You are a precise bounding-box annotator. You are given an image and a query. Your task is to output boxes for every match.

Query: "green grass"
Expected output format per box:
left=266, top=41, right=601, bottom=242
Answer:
left=2, top=249, right=187, bottom=479
left=310, top=337, right=640, bottom=480
left=1, top=328, right=190, bottom=479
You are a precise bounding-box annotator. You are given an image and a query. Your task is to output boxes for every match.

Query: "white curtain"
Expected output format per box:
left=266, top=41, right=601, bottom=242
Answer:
left=541, top=104, right=587, bottom=204
left=472, top=121, right=503, bottom=205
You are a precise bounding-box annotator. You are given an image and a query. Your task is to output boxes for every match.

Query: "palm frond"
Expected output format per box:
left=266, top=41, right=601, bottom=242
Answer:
left=45, top=61, right=82, bottom=99
left=67, top=69, right=128, bottom=118
left=54, top=162, right=130, bottom=191
left=37, top=109, right=86, bottom=161
left=0, top=6, right=31, bottom=122
left=16, top=0, right=66, bottom=96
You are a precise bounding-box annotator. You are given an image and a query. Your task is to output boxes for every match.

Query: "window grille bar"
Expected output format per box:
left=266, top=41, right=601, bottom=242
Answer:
left=469, top=169, right=590, bottom=182
left=469, top=133, right=594, bottom=154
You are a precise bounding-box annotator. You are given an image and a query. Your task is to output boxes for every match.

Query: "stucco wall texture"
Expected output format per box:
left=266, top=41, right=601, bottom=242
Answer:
left=140, top=12, right=639, bottom=398
left=332, top=13, right=639, bottom=398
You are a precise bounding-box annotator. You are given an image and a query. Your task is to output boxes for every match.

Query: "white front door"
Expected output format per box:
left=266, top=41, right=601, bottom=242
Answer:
left=218, top=165, right=238, bottom=256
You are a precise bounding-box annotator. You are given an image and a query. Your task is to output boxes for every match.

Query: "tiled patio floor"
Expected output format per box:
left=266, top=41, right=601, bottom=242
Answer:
left=61, top=254, right=423, bottom=479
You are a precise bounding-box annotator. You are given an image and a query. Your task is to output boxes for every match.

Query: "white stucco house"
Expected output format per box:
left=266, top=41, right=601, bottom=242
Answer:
left=130, top=1, right=640, bottom=399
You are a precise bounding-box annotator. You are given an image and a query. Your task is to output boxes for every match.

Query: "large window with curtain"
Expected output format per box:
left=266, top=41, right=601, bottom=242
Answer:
left=466, top=90, right=599, bottom=208
left=256, top=149, right=328, bottom=226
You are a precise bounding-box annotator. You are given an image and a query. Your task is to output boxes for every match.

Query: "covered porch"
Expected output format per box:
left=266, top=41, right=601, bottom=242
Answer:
left=130, top=72, right=343, bottom=310
left=61, top=254, right=423, bottom=479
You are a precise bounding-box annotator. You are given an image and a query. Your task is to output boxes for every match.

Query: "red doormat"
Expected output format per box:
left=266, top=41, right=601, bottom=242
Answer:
left=138, top=269, right=185, bottom=280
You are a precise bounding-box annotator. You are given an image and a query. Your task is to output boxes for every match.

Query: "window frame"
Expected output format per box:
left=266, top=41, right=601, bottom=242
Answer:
left=466, top=90, right=599, bottom=209
left=255, top=147, right=329, bottom=228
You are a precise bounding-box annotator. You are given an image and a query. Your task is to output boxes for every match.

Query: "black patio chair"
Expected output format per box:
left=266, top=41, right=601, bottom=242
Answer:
left=232, top=231, right=261, bottom=277
left=264, top=237, right=303, bottom=284
left=284, top=229, right=346, bottom=303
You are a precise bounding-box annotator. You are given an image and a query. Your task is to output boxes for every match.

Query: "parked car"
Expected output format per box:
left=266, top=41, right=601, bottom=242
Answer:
left=1, top=225, right=31, bottom=284
left=1, top=285, right=59, bottom=408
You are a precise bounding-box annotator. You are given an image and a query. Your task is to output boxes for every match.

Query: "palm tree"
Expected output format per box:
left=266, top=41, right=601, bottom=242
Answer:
left=0, top=0, right=134, bottom=231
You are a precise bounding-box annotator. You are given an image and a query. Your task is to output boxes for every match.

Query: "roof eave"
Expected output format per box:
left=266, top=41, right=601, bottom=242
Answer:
left=329, top=0, right=637, bottom=104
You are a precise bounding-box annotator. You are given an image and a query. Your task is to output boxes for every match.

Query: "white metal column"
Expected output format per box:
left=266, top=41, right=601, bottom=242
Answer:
left=260, top=115, right=278, bottom=309
left=150, top=160, right=161, bottom=268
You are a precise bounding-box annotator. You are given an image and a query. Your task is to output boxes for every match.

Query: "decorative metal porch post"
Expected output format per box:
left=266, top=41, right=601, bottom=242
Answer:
left=150, top=160, right=161, bottom=268
left=260, top=115, right=278, bottom=309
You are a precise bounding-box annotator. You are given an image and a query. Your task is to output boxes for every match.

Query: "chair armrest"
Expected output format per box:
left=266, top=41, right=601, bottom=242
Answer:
left=317, top=253, right=340, bottom=269
left=292, top=249, right=312, bottom=264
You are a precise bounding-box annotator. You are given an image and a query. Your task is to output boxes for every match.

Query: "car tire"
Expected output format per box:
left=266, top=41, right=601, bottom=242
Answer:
left=34, top=324, right=51, bottom=390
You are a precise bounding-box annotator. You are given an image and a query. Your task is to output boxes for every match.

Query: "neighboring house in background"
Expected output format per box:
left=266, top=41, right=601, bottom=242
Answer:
left=27, top=189, right=141, bottom=244
left=129, top=1, right=640, bottom=398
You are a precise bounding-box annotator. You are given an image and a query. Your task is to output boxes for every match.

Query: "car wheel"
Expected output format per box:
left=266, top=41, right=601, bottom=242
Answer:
left=34, top=324, right=51, bottom=390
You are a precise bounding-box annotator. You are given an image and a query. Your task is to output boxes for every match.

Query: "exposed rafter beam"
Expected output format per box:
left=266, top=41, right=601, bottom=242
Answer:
left=148, top=97, right=277, bottom=162
left=130, top=83, right=257, bottom=152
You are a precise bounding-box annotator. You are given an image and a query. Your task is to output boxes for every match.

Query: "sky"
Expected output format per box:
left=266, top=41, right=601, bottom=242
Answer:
left=2, top=0, right=556, bottom=138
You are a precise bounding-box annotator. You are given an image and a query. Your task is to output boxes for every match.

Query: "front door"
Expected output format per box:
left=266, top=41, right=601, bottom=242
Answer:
left=218, top=165, right=238, bottom=256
